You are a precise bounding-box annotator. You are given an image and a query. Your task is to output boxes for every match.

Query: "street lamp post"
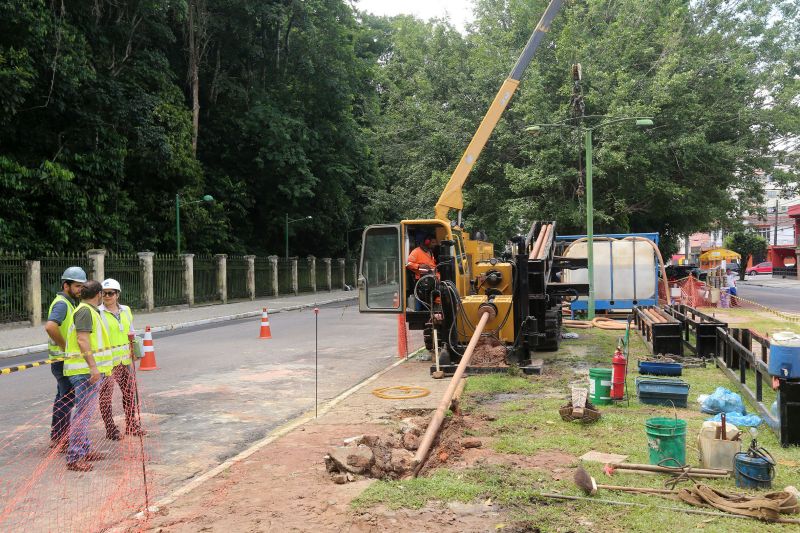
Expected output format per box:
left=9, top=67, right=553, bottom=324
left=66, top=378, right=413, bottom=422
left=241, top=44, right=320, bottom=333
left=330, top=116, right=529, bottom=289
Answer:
left=176, top=193, right=215, bottom=255
left=526, top=117, right=653, bottom=319
left=285, top=214, right=313, bottom=259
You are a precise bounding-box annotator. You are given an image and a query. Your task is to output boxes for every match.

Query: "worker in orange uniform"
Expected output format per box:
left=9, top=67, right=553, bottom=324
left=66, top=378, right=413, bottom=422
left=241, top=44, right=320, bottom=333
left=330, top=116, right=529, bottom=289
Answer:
left=406, top=235, right=438, bottom=310
left=407, top=234, right=438, bottom=279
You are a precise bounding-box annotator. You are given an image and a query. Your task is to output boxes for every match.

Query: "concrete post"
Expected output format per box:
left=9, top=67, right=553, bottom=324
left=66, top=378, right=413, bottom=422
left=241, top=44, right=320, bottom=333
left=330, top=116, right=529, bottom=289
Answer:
left=338, top=258, right=346, bottom=290
left=323, top=258, right=332, bottom=291
left=291, top=257, right=298, bottom=295
left=268, top=255, right=279, bottom=297
left=308, top=255, right=316, bottom=292
left=352, top=262, right=358, bottom=287
left=138, top=252, right=155, bottom=311
left=245, top=255, right=256, bottom=300
left=215, top=254, right=227, bottom=303
left=87, top=248, right=106, bottom=281
left=182, top=254, right=195, bottom=306
left=25, top=260, right=42, bottom=326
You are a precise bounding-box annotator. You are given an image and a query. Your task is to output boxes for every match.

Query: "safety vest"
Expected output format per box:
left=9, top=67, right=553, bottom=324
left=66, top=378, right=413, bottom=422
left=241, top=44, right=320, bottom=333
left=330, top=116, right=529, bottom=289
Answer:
left=100, top=304, right=134, bottom=366
left=47, top=294, right=76, bottom=360
left=64, top=303, right=113, bottom=376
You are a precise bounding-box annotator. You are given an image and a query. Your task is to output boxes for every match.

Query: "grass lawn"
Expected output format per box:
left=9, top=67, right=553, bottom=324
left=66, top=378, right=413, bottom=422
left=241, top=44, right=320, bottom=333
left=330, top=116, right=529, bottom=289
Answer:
left=353, top=325, right=800, bottom=532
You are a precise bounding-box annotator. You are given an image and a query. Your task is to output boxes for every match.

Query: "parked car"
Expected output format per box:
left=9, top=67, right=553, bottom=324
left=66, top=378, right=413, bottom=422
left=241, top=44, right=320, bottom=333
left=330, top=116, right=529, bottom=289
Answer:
left=664, top=264, right=701, bottom=281
left=747, top=261, right=772, bottom=275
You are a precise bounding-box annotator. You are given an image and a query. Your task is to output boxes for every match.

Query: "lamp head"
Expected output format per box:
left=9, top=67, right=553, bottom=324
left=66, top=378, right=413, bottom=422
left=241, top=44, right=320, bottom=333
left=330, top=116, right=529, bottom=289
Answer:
left=635, top=119, right=653, bottom=126
left=525, top=126, right=542, bottom=134
left=203, top=194, right=215, bottom=202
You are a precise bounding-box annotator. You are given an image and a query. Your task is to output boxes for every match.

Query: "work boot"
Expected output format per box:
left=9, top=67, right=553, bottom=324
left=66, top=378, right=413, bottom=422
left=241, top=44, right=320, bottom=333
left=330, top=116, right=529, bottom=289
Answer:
left=67, top=461, right=93, bottom=472
left=49, top=438, right=68, bottom=453
left=126, top=427, right=147, bottom=437
left=106, top=427, right=122, bottom=441
left=83, top=452, right=108, bottom=462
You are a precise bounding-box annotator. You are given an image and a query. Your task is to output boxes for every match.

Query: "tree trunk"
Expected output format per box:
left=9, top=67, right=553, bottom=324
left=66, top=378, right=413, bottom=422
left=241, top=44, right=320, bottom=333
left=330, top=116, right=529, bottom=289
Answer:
left=188, top=0, right=200, bottom=155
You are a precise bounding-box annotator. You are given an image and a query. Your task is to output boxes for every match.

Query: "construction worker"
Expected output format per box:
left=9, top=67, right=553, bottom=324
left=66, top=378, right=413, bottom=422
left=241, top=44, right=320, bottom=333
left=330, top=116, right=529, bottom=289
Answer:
left=63, top=280, right=114, bottom=471
left=44, top=266, right=87, bottom=451
left=726, top=268, right=739, bottom=307
left=406, top=234, right=438, bottom=280
left=98, top=278, right=145, bottom=439
left=406, top=234, right=438, bottom=310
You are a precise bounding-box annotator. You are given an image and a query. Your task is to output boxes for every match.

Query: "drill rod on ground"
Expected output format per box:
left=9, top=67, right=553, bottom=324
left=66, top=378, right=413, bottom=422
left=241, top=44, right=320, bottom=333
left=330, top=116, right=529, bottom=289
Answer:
left=413, top=304, right=496, bottom=475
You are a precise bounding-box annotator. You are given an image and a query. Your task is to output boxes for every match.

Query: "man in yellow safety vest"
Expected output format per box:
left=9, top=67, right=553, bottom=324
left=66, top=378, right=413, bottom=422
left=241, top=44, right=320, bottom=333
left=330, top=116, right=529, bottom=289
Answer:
left=44, top=266, right=86, bottom=451
left=98, top=278, right=145, bottom=439
left=64, top=280, right=114, bottom=471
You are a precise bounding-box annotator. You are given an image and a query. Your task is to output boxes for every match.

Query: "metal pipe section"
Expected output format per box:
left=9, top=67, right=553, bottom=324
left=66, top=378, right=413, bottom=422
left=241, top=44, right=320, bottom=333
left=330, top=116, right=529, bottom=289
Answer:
left=413, top=305, right=497, bottom=474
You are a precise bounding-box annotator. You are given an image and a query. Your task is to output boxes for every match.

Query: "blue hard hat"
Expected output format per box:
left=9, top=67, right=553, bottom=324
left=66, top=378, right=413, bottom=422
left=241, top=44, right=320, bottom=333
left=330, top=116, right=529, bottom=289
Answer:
left=61, top=266, right=88, bottom=283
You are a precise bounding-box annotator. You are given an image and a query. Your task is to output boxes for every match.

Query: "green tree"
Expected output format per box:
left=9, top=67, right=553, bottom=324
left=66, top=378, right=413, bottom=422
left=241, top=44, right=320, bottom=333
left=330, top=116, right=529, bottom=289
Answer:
left=724, top=231, right=768, bottom=280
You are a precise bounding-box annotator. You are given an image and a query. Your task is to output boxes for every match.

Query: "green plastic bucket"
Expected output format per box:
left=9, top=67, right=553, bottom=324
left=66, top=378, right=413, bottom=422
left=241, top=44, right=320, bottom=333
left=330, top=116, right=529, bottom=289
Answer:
left=645, top=416, right=687, bottom=467
left=589, top=368, right=613, bottom=405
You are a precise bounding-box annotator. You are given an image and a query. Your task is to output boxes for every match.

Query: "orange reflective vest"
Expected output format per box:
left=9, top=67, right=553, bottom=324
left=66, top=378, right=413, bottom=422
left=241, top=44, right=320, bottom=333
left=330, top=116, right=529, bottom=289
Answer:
left=406, top=247, right=437, bottom=279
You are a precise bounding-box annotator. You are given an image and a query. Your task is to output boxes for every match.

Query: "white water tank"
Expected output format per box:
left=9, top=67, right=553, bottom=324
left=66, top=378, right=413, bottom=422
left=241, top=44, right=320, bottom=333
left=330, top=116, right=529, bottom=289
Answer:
left=563, top=239, right=657, bottom=301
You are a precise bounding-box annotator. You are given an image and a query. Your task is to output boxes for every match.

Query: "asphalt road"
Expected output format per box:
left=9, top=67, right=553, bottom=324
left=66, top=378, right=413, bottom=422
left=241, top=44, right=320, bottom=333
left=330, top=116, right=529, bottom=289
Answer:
left=0, top=302, right=408, bottom=530
left=737, top=282, right=800, bottom=313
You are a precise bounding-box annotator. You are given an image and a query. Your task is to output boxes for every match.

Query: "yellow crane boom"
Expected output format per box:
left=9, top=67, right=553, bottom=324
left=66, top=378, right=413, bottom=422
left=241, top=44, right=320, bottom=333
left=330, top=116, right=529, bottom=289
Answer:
left=433, top=0, right=563, bottom=222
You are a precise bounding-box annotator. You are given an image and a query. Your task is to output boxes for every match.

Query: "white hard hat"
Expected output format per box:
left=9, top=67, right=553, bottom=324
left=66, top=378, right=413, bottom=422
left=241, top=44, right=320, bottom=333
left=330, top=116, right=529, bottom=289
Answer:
left=102, top=278, right=122, bottom=292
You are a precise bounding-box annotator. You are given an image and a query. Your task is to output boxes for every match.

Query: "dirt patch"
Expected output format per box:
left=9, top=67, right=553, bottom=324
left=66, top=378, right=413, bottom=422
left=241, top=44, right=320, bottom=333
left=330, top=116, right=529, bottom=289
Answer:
left=471, top=337, right=509, bottom=367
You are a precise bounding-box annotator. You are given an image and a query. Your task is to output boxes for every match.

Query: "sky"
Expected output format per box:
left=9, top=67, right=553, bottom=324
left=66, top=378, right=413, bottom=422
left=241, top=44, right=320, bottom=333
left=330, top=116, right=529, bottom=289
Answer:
left=356, top=0, right=475, bottom=32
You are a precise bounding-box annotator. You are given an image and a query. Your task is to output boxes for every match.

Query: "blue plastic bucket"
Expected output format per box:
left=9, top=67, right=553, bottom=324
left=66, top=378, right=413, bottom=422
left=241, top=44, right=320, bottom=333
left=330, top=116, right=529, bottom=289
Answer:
left=734, top=453, right=773, bottom=489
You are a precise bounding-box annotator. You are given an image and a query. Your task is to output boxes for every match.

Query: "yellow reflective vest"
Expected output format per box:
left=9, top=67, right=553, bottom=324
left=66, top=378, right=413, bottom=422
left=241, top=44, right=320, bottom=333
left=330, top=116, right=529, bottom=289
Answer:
left=100, top=304, right=134, bottom=366
left=64, top=303, right=113, bottom=376
left=47, top=294, right=76, bottom=360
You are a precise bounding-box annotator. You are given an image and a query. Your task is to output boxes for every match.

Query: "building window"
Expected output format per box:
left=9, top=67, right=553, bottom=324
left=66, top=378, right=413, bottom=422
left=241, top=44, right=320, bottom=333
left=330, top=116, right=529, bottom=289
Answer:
left=757, top=228, right=771, bottom=241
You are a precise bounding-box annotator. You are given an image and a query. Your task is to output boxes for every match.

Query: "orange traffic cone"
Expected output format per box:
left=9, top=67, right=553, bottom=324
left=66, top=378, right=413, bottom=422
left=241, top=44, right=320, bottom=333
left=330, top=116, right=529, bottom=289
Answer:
left=259, top=308, right=272, bottom=339
left=394, top=293, right=407, bottom=358
left=139, top=326, right=159, bottom=371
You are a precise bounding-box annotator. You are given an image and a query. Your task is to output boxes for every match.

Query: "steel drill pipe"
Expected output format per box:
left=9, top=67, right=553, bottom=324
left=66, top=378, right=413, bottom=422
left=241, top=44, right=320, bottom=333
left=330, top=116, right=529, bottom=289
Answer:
left=413, top=305, right=496, bottom=474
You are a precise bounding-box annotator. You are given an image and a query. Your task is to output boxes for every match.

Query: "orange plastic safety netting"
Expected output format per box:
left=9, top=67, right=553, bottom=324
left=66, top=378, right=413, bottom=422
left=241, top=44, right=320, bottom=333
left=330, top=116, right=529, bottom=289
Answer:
left=0, top=363, right=161, bottom=531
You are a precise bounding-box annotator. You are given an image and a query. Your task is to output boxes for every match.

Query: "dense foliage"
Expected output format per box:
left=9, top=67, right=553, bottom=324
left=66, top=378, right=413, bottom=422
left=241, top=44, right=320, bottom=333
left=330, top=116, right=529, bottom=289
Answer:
left=1, top=0, right=797, bottom=257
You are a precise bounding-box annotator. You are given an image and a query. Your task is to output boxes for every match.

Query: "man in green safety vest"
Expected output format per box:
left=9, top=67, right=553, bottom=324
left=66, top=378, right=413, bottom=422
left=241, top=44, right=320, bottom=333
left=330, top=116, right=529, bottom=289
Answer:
left=44, top=266, right=87, bottom=451
left=98, top=278, right=146, bottom=439
left=64, top=280, right=114, bottom=471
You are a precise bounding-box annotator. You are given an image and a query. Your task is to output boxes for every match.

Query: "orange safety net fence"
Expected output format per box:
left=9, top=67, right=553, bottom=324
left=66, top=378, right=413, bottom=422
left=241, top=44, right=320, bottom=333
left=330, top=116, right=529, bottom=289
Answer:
left=0, top=362, right=161, bottom=531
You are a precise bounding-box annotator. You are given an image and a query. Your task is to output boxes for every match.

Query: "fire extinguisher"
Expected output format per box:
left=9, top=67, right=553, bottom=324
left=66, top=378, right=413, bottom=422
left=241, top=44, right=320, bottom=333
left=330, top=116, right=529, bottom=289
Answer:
left=611, top=345, right=626, bottom=400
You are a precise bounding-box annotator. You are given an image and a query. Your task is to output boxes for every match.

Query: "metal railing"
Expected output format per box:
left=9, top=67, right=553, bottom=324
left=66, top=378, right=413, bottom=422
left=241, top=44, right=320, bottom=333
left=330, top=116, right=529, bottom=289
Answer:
left=106, top=253, right=143, bottom=309
left=278, top=258, right=293, bottom=295
left=0, top=255, right=26, bottom=323
left=154, top=254, right=185, bottom=307
left=773, top=266, right=797, bottom=278
left=331, top=261, right=343, bottom=290
left=193, top=255, right=218, bottom=303
left=316, top=261, right=329, bottom=291
left=227, top=256, right=249, bottom=300
left=345, top=259, right=357, bottom=286
left=715, top=327, right=778, bottom=436
left=254, top=257, right=274, bottom=298
left=39, top=253, right=91, bottom=319
left=297, top=260, right=314, bottom=293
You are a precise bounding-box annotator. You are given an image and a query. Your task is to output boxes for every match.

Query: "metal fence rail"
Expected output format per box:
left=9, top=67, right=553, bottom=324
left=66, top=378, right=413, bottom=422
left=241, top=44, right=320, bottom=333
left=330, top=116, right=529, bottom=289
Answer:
left=254, top=258, right=274, bottom=298
left=715, top=327, right=778, bottom=436
left=154, top=254, right=185, bottom=307
left=345, top=259, right=357, bottom=286
left=331, top=261, right=343, bottom=290
left=297, top=259, right=313, bottom=293
left=0, top=255, right=26, bottom=323
left=278, top=259, right=293, bottom=295
left=194, top=255, right=218, bottom=303
left=105, top=253, right=143, bottom=309
left=316, top=261, right=329, bottom=291
left=227, top=256, right=249, bottom=300
left=40, top=253, right=91, bottom=319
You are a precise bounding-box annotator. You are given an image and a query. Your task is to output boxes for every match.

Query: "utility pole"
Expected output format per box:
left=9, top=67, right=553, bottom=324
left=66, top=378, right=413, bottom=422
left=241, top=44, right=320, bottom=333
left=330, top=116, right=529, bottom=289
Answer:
left=774, top=198, right=779, bottom=246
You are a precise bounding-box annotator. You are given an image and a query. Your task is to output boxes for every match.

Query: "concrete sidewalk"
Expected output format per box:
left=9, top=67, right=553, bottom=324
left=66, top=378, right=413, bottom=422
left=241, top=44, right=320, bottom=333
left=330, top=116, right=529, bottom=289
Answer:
left=0, top=290, right=358, bottom=358
left=739, top=275, right=800, bottom=289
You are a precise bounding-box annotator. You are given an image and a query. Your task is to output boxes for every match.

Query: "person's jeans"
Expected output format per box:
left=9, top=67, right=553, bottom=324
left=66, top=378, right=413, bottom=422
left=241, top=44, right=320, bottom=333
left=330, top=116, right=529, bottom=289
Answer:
left=50, top=362, right=74, bottom=442
left=66, top=374, right=104, bottom=464
left=99, top=364, right=140, bottom=434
